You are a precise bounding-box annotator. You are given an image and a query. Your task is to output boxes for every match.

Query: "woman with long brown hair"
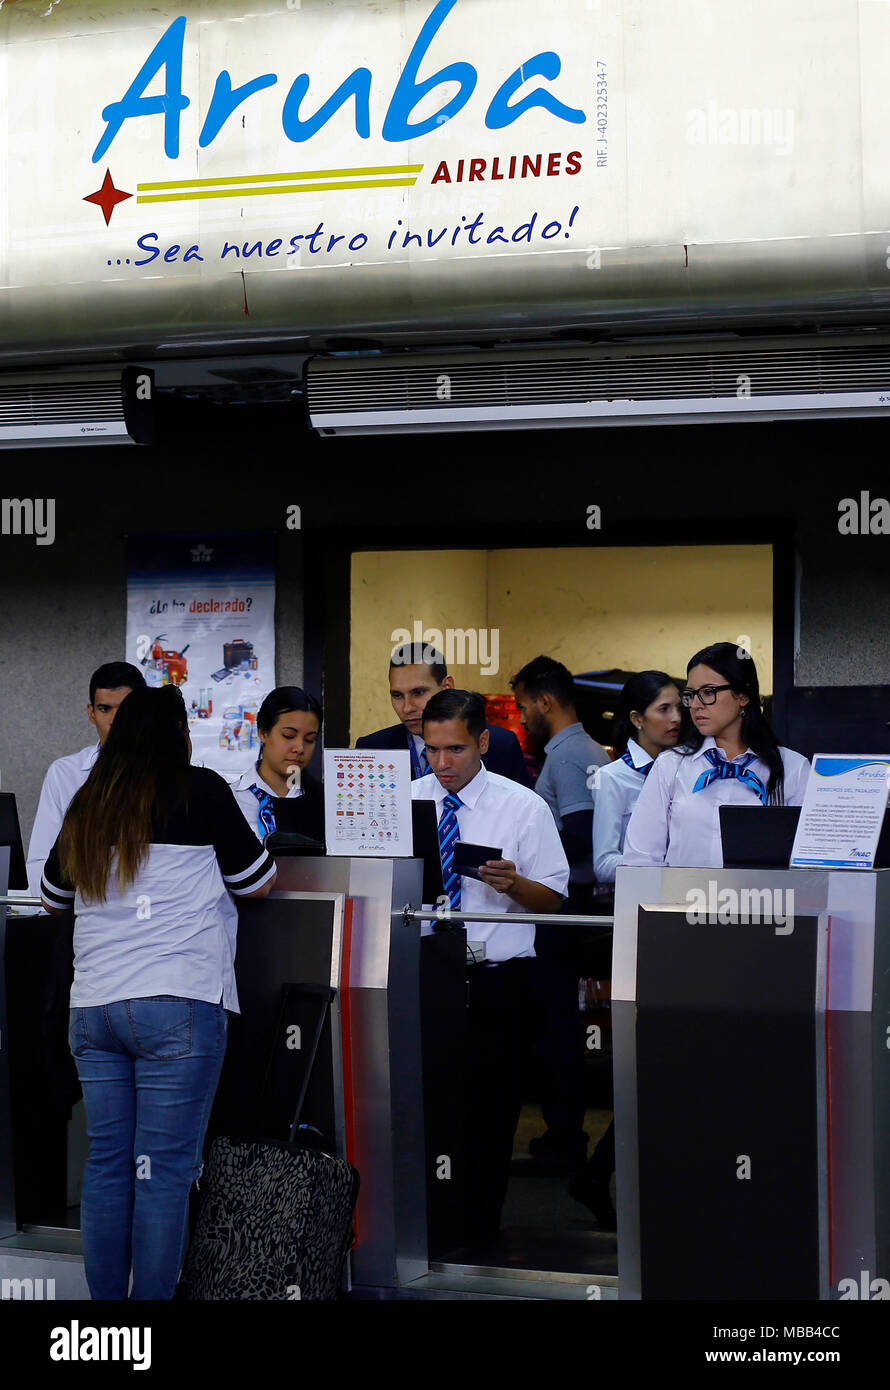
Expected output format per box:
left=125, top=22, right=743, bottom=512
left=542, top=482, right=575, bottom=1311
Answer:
left=40, top=685, right=276, bottom=1300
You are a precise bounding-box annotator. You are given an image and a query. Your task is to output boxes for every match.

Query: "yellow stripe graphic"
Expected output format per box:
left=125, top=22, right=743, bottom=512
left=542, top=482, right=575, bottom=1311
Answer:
left=137, top=176, right=419, bottom=204
left=137, top=164, right=423, bottom=191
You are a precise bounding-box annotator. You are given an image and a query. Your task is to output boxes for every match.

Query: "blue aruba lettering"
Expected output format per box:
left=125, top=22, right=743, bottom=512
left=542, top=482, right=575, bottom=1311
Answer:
left=93, top=2, right=585, bottom=162
left=92, top=15, right=189, bottom=161
left=485, top=53, right=585, bottom=129
left=382, top=0, right=476, bottom=140
left=199, top=71, right=278, bottom=147
left=282, top=70, right=372, bottom=141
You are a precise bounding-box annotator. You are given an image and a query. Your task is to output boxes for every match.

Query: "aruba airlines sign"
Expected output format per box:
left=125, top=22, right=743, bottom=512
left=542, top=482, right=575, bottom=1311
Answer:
left=91, top=0, right=586, bottom=163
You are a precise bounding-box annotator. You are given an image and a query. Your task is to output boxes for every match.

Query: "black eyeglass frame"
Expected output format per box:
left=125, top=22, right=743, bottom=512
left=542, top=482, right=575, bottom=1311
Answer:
left=679, top=683, right=735, bottom=708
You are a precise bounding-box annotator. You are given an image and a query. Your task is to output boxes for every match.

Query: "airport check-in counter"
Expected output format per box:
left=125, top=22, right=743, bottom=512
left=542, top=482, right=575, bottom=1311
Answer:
left=219, top=853, right=467, bottom=1290
left=612, top=864, right=890, bottom=1300
left=0, top=850, right=467, bottom=1296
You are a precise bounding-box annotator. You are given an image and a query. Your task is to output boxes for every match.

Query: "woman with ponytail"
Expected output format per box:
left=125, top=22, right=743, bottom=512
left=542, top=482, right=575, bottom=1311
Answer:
left=39, top=685, right=276, bottom=1300
left=622, top=642, right=810, bottom=867
left=592, top=670, right=684, bottom=884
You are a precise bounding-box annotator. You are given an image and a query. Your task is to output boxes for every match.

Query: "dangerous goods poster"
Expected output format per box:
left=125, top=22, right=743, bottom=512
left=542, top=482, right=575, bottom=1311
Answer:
left=126, top=533, right=276, bottom=782
left=323, top=748, right=413, bottom=857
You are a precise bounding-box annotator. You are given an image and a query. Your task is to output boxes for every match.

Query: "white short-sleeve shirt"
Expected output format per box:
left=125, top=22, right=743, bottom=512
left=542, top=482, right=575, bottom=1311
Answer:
left=26, top=743, right=99, bottom=897
left=591, top=739, right=654, bottom=884
left=621, top=737, right=811, bottom=868
left=411, top=764, right=570, bottom=961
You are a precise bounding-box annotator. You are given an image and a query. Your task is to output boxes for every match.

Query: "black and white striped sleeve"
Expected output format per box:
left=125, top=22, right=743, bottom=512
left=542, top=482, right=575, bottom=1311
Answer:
left=205, top=772, right=276, bottom=895
left=41, top=838, right=76, bottom=911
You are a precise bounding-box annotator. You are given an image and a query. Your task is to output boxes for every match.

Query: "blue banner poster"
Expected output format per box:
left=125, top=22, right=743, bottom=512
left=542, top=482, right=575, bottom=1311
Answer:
left=127, top=534, right=275, bottom=781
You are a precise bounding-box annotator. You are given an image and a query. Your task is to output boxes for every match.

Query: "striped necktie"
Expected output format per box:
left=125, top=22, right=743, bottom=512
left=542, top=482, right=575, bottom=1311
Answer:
left=621, top=750, right=652, bottom=778
left=692, top=749, right=767, bottom=805
left=409, top=736, right=432, bottom=779
left=249, top=784, right=277, bottom=838
left=438, top=792, right=462, bottom=910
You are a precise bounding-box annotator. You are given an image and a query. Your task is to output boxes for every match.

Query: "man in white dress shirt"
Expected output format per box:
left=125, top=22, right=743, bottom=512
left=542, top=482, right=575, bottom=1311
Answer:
left=412, top=688, right=570, bottom=1243
left=26, top=661, right=146, bottom=896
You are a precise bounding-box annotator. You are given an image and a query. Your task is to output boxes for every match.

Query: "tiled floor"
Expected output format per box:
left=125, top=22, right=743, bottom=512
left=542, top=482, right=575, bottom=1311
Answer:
left=437, top=1103, right=619, bottom=1280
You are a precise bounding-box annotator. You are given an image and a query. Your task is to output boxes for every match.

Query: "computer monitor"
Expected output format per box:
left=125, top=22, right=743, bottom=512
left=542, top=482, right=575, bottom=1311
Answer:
left=720, top=806, right=801, bottom=869
left=0, top=793, right=28, bottom=890
left=267, top=794, right=326, bottom=850
left=411, top=800, right=445, bottom=902
left=721, top=803, right=890, bottom=869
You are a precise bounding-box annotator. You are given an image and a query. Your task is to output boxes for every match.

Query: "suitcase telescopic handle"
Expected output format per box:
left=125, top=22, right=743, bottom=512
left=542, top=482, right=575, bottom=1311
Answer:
left=257, top=983, right=336, bottom=1144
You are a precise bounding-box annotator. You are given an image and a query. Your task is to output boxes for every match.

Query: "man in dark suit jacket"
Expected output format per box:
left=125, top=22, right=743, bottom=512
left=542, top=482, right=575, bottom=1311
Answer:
left=356, top=642, right=531, bottom=787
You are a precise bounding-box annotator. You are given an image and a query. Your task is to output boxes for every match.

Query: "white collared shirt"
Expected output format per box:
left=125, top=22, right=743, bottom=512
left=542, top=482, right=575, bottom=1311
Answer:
left=411, top=764, right=570, bottom=961
left=591, top=739, right=654, bottom=884
left=232, top=763, right=303, bottom=842
left=26, top=743, right=100, bottom=897
left=621, top=736, right=811, bottom=868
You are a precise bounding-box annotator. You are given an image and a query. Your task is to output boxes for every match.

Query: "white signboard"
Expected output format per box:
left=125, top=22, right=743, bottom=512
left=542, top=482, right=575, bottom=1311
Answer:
left=790, top=755, right=890, bottom=870
left=323, top=748, right=413, bottom=856
left=3, top=0, right=889, bottom=347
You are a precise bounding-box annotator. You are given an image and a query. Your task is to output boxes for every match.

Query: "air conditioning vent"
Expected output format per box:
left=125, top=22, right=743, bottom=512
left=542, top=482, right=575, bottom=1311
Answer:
left=0, top=375, right=130, bottom=447
left=307, top=340, right=890, bottom=434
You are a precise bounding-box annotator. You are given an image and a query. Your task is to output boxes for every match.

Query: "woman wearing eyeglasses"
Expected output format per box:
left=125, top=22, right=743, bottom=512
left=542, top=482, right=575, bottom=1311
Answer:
left=622, top=642, right=810, bottom=867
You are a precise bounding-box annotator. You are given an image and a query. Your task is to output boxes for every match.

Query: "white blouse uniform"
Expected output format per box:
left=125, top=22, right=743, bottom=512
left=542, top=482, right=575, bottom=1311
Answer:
left=591, top=739, right=654, bottom=885
left=232, top=763, right=303, bottom=840
left=621, top=736, right=811, bottom=868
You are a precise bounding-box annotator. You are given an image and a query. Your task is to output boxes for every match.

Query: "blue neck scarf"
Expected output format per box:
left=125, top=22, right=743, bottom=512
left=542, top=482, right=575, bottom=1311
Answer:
left=248, top=784, right=277, bottom=838
left=692, top=748, right=767, bottom=805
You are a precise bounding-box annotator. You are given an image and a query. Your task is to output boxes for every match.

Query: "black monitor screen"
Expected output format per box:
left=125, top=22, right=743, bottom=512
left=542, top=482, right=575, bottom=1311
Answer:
left=0, top=793, right=28, bottom=890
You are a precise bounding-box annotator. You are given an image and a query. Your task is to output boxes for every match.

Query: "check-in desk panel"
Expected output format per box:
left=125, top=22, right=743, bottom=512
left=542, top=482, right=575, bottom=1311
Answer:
left=234, top=855, right=465, bottom=1289
left=612, top=865, right=890, bottom=1300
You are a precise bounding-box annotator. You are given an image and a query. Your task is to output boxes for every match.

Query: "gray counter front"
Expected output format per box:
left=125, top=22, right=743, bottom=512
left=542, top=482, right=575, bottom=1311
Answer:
left=612, top=864, right=890, bottom=1300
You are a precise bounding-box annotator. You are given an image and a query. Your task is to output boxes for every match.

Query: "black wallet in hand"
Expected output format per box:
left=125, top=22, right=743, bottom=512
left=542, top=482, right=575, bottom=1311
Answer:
left=452, top=840, right=503, bottom=881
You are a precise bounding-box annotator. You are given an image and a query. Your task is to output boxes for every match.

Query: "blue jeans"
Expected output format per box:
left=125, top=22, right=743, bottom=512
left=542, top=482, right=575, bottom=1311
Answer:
left=69, top=996, right=227, bottom=1300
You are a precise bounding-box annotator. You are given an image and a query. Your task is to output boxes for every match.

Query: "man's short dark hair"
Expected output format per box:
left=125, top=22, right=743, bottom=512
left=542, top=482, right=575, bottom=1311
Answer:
left=422, top=689, right=487, bottom=741
left=89, top=662, right=147, bottom=705
left=389, top=641, right=447, bottom=686
left=510, top=655, right=576, bottom=708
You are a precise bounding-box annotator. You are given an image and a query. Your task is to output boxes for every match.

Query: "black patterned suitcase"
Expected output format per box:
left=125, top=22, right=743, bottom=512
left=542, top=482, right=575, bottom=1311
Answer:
left=178, top=985, right=359, bottom=1301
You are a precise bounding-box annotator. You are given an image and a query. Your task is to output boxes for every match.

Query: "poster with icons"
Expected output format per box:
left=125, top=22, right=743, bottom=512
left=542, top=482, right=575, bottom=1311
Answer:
left=126, top=533, right=275, bottom=783
left=323, top=749, right=413, bottom=857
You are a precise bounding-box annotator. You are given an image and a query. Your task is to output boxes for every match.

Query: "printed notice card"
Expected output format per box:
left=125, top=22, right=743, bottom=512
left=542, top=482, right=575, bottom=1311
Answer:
left=323, top=748, right=413, bottom=857
left=790, top=755, right=890, bottom=869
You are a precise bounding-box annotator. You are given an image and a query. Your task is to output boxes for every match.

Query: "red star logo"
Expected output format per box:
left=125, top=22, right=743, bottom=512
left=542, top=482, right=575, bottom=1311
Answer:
left=83, top=169, right=132, bottom=225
